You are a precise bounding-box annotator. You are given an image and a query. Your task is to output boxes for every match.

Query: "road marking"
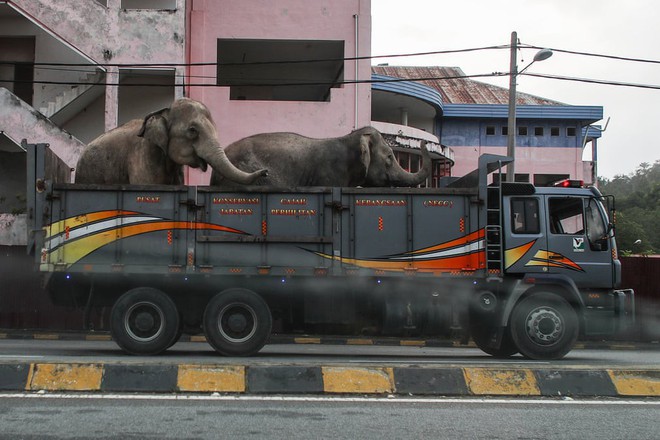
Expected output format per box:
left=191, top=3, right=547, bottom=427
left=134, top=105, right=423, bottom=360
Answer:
left=0, top=355, right=44, bottom=359
left=1, top=393, right=659, bottom=405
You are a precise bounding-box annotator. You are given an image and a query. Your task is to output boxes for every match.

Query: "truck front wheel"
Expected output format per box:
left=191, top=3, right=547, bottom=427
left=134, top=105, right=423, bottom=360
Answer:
left=470, top=321, right=518, bottom=358
left=509, top=292, right=578, bottom=360
left=203, top=288, right=272, bottom=356
left=110, top=287, right=180, bottom=355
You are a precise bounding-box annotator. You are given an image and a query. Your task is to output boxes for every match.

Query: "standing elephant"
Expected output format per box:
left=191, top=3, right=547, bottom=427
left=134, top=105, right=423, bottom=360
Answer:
left=210, top=127, right=431, bottom=188
left=75, top=98, right=267, bottom=185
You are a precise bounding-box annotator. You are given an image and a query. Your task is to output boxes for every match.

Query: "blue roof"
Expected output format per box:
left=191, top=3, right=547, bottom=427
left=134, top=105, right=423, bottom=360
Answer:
left=443, top=104, right=603, bottom=123
left=371, top=74, right=444, bottom=113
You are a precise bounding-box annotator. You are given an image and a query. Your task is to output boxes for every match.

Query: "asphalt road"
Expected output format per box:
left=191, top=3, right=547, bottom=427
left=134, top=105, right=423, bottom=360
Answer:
left=0, top=339, right=659, bottom=368
left=1, top=394, right=659, bottom=439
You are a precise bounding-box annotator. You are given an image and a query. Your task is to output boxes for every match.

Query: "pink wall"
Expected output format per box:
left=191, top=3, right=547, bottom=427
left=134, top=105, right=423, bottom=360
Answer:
left=185, top=0, right=372, bottom=184
left=451, top=146, right=588, bottom=183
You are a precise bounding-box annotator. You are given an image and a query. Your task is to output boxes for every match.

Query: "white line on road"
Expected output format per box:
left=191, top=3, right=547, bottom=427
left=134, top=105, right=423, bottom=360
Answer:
left=0, top=355, right=44, bottom=359
left=1, top=393, right=658, bottom=405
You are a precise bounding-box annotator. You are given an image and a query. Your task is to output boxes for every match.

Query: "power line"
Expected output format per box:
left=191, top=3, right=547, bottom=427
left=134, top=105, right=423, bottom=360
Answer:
left=2, top=72, right=502, bottom=88
left=524, top=72, right=660, bottom=90
left=5, top=69, right=660, bottom=91
left=0, top=45, right=509, bottom=69
left=2, top=43, right=660, bottom=90
left=3, top=43, right=660, bottom=70
left=523, top=44, right=660, bottom=65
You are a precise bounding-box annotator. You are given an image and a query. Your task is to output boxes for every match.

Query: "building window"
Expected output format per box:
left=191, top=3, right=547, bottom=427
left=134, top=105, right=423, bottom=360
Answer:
left=486, top=126, right=496, bottom=136
left=567, top=127, right=577, bottom=137
left=511, top=198, right=540, bottom=234
left=501, top=126, right=508, bottom=136
left=121, top=0, right=176, bottom=9
left=394, top=150, right=441, bottom=187
left=217, top=39, right=344, bottom=102
left=534, top=127, right=544, bottom=136
left=518, top=126, right=528, bottom=136
left=493, top=173, right=529, bottom=184
left=534, top=174, right=569, bottom=186
left=550, top=127, right=560, bottom=136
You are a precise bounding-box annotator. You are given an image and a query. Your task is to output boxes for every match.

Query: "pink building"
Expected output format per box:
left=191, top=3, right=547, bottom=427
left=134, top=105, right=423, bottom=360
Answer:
left=183, top=0, right=373, bottom=184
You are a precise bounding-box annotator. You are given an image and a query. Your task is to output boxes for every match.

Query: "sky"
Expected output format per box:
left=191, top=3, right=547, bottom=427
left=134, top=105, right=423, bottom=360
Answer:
left=371, top=0, right=660, bottom=179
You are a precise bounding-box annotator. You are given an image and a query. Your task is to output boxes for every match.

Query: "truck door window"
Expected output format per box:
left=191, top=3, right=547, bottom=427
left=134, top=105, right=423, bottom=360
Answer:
left=548, top=198, right=584, bottom=235
left=510, top=198, right=539, bottom=234
left=585, top=198, right=609, bottom=251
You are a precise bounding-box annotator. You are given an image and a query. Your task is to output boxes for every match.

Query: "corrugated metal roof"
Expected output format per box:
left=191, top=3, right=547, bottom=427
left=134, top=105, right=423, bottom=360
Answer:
left=371, top=66, right=564, bottom=106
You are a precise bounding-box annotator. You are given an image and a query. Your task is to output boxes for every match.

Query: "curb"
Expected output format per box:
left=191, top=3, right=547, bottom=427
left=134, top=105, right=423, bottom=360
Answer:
left=0, top=362, right=659, bottom=397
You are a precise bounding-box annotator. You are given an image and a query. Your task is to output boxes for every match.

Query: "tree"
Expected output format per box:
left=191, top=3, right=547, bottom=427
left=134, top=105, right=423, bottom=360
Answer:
left=600, top=160, right=660, bottom=254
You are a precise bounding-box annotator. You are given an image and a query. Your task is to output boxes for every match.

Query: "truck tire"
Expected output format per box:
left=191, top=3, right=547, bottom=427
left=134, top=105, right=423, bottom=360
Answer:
left=110, top=287, right=180, bottom=355
left=509, top=292, right=578, bottom=360
left=203, top=288, right=272, bottom=356
left=470, top=321, right=518, bottom=358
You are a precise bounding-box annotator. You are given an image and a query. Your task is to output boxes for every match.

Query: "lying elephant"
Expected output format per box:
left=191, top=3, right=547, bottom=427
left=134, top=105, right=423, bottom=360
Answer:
left=75, top=98, right=267, bottom=185
left=210, top=127, right=431, bottom=188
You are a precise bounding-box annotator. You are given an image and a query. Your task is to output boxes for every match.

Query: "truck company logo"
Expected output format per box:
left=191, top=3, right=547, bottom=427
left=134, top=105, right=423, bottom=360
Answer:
left=423, top=200, right=454, bottom=208
left=136, top=196, right=160, bottom=203
left=220, top=208, right=254, bottom=215
left=270, top=209, right=317, bottom=216
left=573, top=237, right=585, bottom=252
left=280, top=198, right=308, bottom=205
left=355, top=199, right=407, bottom=207
left=213, top=197, right=260, bottom=205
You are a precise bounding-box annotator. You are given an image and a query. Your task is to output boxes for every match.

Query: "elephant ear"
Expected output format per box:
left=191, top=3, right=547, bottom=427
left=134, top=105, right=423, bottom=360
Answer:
left=358, top=134, right=372, bottom=180
left=138, top=108, right=170, bottom=153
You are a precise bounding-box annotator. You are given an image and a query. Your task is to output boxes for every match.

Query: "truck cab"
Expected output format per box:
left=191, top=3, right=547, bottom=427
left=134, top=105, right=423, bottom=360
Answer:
left=504, top=184, right=619, bottom=289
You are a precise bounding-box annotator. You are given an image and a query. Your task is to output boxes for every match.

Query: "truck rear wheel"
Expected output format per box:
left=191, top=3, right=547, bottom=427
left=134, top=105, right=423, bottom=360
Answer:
left=509, top=292, right=578, bottom=360
left=203, top=288, right=272, bottom=356
left=110, top=287, right=180, bottom=355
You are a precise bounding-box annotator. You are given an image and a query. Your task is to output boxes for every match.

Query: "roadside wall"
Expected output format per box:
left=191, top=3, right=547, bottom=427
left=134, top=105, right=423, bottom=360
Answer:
left=620, top=256, right=660, bottom=342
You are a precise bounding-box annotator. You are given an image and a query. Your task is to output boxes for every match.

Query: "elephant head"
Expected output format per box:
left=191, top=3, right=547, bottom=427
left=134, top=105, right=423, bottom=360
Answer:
left=138, top=98, right=267, bottom=185
left=358, top=127, right=431, bottom=187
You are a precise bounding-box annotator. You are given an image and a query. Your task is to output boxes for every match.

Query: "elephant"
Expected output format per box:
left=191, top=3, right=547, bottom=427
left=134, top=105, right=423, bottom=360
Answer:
left=74, top=98, right=267, bottom=185
left=209, top=126, right=431, bottom=188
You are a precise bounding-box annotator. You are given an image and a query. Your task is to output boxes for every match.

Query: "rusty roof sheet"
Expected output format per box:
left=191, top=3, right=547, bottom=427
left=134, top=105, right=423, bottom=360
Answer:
left=371, top=65, right=564, bottom=106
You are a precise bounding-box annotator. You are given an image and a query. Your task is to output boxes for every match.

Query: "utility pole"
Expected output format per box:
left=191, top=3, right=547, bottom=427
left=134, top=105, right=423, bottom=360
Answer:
left=506, top=31, right=518, bottom=182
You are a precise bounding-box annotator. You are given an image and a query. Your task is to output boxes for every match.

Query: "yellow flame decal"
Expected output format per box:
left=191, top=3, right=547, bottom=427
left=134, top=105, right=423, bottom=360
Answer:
left=504, top=240, right=537, bottom=269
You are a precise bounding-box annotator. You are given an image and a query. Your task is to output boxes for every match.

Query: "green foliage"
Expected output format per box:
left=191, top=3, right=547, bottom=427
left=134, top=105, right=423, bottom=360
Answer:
left=599, top=160, right=660, bottom=254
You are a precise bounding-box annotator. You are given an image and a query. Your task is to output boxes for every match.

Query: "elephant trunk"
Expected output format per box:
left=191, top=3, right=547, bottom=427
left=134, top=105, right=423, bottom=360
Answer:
left=390, top=141, right=432, bottom=187
left=199, top=142, right=267, bottom=185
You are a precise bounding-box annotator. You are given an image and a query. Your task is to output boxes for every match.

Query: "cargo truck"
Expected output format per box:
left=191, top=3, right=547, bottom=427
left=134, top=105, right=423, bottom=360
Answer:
left=25, top=141, right=634, bottom=360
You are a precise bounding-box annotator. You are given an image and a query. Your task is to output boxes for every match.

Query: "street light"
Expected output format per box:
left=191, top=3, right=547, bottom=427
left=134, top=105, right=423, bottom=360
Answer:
left=506, top=32, right=553, bottom=182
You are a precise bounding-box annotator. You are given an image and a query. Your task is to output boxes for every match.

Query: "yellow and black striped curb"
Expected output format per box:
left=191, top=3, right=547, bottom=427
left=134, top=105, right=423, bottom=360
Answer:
left=1, top=331, right=657, bottom=351
left=0, top=363, right=658, bottom=397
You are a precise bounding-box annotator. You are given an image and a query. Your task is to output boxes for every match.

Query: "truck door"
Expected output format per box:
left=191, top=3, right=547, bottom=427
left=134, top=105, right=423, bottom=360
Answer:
left=502, top=195, right=548, bottom=274
left=545, top=196, right=613, bottom=288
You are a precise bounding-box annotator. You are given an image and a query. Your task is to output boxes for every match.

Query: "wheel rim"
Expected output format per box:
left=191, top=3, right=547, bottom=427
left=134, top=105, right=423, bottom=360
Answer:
left=524, top=306, right=563, bottom=346
left=124, top=301, right=165, bottom=342
left=217, top=303, right=257, bottom=343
